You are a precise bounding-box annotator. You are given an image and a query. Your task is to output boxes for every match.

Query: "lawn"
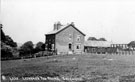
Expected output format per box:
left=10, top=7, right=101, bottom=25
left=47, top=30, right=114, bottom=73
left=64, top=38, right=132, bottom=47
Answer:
left=1, top=54, right=135, bottom=82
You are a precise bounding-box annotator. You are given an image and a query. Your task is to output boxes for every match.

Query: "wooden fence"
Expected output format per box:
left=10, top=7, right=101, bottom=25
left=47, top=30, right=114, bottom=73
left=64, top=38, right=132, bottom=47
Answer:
left=84, top=47, right=135, bottom=55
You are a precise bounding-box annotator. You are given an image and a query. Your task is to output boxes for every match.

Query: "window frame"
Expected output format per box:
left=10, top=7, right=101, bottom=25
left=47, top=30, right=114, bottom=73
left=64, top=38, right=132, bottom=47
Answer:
left=77, top=35, right=81, bottom=42
left=69, top=34, right=72, bottom=40
left=76, top=44, right=81, bottom=49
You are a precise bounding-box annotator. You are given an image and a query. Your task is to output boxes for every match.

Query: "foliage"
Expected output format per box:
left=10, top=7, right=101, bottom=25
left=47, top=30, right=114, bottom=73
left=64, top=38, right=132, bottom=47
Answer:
left=1, top=41, right=13, bottom=58
left=19, top=41, right=34, bottom=56
left=41, top=44, right=45, bottom=51
left=87, top=37, right=107, bottom=41
left=1, top=25, right=17, bottom=47
left=1, top=25, right=6, bottom=42
left=34, top=42, right=45, bottom=53
left=128, top=41, right=135, bottom=48
left=87, top=37, right=97, bottom=41
left=1, top=25, right=17, bottom=59
left=98, top=38, right=107, bottom=41
left=4, top=35, right=17, bottom=47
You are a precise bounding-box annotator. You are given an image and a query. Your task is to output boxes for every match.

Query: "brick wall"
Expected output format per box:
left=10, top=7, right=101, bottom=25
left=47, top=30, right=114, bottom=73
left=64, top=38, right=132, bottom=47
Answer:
left=55, top=26, right=85, bottom=54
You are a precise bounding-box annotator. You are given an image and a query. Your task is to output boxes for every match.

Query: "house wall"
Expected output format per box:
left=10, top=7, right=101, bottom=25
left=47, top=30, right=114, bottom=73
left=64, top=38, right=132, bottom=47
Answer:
left=45, top=34, right=55, bottom=51
left=55, top=26, right=85, bottom=54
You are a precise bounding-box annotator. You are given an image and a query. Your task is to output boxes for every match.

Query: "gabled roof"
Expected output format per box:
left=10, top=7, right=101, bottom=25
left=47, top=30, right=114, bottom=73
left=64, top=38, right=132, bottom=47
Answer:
left=46, top=24, right=85, bottom=36
left=84, top=40, right=112, bottom=47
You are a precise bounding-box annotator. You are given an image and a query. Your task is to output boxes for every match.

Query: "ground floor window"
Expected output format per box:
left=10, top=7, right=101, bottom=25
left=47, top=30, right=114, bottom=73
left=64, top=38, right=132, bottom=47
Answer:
left=76, top=44, right=81, bottom=49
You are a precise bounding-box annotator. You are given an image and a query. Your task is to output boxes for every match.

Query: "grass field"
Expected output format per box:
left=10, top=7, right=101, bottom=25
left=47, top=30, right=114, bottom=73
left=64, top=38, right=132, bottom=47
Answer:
left=1, top=54, right=135, bottom=82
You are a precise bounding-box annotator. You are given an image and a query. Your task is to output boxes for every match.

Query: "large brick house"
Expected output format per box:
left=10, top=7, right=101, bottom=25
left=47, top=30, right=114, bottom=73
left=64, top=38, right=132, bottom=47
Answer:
left=45, top=22, right=85, bottom=55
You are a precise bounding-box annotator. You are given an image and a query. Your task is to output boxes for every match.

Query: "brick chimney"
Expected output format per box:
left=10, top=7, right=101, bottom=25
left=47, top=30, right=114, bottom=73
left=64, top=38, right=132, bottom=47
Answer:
left=71, top=22, right=75, bottom=26
left=54, top=23, right=57, bottom=30
left=57, top=21, right=62, bottom=30
left=53, top=21, right=62, bottom=31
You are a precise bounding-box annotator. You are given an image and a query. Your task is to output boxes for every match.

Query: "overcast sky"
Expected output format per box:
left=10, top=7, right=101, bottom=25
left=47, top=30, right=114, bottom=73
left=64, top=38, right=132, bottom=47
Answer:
left=1, top=0, right=135, bottom=44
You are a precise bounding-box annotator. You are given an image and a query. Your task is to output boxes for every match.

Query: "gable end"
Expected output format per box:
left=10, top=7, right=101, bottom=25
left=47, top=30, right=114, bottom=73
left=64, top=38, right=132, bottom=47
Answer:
left=56, top=24, right=86, bottom=36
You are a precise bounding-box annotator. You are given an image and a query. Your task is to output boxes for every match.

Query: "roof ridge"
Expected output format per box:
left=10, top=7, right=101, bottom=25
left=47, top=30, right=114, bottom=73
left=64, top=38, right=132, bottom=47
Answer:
left=46, top=23, right=85, bottom=36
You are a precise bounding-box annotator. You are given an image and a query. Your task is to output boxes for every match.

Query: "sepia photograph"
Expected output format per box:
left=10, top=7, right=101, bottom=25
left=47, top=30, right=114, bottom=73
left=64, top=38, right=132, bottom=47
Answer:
left=1, top=0, right=135, bottom=82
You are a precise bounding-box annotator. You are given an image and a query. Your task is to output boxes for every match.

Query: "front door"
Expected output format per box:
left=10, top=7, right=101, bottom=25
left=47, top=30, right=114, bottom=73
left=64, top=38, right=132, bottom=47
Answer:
left=68, top=43, right=73, bottom=54
left=69, top=43, right=72, bottom=50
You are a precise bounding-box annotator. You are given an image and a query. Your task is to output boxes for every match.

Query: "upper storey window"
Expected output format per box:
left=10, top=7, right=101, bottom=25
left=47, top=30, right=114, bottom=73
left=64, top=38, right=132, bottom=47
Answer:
left=69, top=34, right=72, bottom=40
left=77, top=35, right=81, bottom=41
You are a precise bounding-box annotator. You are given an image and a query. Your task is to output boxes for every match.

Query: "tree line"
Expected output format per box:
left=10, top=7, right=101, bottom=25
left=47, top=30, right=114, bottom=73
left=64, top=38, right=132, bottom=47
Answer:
left=1, top=24, right=45, bottom=60
left=19, top=41, right=45, bottom=58
left=1, top=24, right=135, bottom=60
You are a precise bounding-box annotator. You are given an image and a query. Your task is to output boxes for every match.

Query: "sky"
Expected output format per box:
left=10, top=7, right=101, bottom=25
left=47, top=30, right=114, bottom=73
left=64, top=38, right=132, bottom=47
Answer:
left=1, top=0, right=135, bottom=44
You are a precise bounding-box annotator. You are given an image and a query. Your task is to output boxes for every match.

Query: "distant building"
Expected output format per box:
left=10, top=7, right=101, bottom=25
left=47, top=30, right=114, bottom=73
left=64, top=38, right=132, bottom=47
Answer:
left=45, top=22, right=85, bottom=55
left=111, top=44, right=128, bottom=50
left=111, top=43, right=135, bottom=51
left=109, top=44, right=135, bottom=54
left=84, top=40, right=112, bottom=54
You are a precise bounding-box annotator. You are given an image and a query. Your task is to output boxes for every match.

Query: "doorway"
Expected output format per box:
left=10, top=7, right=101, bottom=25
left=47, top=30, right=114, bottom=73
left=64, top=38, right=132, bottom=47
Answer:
left=69, top=43, right=72, bottom=50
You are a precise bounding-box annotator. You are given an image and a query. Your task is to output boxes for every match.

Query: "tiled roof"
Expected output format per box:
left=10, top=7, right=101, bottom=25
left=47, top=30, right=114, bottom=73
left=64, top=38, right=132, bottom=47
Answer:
left=46, top=24, right=85, bottom=36
left=46, top=25, right=68, bottom=35
left=84, top=40, right=112, bottom=47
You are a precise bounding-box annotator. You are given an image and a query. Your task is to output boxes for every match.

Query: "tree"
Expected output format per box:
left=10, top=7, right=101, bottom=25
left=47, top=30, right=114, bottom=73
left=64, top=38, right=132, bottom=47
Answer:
left=98, top=38, right=107, bottom=41
left=128, top=41, right=135, bottom=48
left=1, top=24, right=17, bottom=47
left=1, top=24, right=17, bottom=59
left=19, top=41, right=34, bottom=57
left=34, top=42, right=44, bottom=53
left=87, top=37, right=97, bottom=41
left=1, top=42, right=13, bottom=59
left=41, top=44, right=45, bottom=51
left=1, top=24, right=6, bottom=42
left=4, top=35, right=17, bottom=47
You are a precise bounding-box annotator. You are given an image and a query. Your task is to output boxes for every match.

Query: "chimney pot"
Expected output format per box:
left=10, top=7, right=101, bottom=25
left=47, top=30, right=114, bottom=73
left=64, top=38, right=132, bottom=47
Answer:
left=53, top=21, right=62, bottom=30
left=57, top=21, right=62, bottom=30
left=54, top=23, right=57, bottom=30
left=71, top=22, right=74, bottom=26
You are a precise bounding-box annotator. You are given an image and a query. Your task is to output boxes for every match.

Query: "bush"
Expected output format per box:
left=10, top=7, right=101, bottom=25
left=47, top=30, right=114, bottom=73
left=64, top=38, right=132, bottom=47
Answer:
left=19, top=41, right=34, bottom=57
left=34, top=42, right=45, bottom=53
left=1, top=42, right=13, bottom=59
